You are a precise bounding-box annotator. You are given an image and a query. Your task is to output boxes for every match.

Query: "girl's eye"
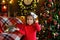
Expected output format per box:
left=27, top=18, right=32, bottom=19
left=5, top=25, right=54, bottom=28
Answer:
left=27, top=19, right=33, bottom=20
left=30, top=19, right=33, bottom=20
left=27, top=19, right=29, bottom=20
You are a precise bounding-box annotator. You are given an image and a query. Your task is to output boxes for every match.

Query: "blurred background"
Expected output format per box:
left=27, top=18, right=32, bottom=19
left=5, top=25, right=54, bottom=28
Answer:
left=0, top=0, right=60, bottom=40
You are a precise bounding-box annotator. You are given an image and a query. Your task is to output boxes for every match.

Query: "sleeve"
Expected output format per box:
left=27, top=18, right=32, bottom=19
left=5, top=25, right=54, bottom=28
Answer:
left=16, top=23, right=25, bottom=35
left=34, top=23, right=41, bottom=32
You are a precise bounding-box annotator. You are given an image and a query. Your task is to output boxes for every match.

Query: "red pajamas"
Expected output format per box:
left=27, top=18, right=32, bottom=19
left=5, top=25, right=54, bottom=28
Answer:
left=16, top=23, right=41, bottom=40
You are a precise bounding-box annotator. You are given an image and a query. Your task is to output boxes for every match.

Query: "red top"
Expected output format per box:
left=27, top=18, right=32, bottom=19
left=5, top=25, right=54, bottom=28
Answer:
left=16, top=23, right=41, bottom=40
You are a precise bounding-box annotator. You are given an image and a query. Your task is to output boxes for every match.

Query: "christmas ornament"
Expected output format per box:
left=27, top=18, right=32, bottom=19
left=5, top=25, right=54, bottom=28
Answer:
left=48, top=0, right=52, bottom=2
left=42, top=12, right=47, bottom=18
left=47, top=3, right=52, bottom=8
left=2, top=6, right=7, bottom=12
left=23, top=0, right=33, bottom=6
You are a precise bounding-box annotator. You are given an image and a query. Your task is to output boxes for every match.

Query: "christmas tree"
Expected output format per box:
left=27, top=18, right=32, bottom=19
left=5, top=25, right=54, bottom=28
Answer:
left=36, top=0, right=60, bottom=40
left=16, top=0, right=60, bottom=40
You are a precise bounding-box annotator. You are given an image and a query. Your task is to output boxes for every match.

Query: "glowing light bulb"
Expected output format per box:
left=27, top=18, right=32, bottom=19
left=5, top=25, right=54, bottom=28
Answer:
left=3, top=6, right=7, bottom=9
left=2, top=0, right=5, bottom=3
left=9, top=0, right=14, bottom=4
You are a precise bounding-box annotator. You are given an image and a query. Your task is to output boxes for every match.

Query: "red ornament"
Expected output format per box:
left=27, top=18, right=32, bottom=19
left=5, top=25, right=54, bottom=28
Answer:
left=42, top=12, right=47, bottom=18
left=2, top=6, right=7, bottom=12
left=47, top=16, right=52, bottom=24
left=48, top=0, right=52, bottom=2
left=53, top=20, right=57, bottom=25
left=47, top=4, right=52, bottom=8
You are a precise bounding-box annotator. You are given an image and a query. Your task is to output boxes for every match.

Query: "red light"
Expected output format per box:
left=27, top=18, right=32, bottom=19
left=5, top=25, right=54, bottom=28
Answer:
left=3, top=6, right=7, bottom=9
left=2, top=6, right=7, bottom=12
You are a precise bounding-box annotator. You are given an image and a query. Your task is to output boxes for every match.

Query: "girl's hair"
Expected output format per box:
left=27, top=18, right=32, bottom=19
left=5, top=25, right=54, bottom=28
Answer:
left=25, top=12, right=35, bottom=24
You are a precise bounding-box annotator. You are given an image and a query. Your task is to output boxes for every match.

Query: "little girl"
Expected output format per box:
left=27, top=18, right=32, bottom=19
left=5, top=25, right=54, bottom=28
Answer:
left=16, top=13, right=41, bottom=40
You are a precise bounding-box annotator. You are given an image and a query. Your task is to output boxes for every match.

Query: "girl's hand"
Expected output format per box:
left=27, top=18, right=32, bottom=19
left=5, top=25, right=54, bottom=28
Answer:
left=33, top=22, right=41, bottom=32
left=35, top=20, right=39, bottom=23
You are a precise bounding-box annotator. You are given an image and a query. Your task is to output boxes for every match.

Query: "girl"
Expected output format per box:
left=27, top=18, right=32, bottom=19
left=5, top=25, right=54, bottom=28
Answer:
left=16, top=13, right=41, bottom=40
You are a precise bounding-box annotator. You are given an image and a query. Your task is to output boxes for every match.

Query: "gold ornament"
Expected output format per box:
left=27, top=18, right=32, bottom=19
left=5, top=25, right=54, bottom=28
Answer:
left=23, top=0, right=33, bottom=5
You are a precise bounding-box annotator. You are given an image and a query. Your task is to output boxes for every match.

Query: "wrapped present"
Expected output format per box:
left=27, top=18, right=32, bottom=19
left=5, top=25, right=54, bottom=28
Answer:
left=0, top=33, right=21, bottom=40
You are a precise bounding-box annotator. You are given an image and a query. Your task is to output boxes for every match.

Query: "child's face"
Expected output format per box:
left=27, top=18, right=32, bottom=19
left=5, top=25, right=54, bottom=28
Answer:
left=27, top=16, right=34, bottom=25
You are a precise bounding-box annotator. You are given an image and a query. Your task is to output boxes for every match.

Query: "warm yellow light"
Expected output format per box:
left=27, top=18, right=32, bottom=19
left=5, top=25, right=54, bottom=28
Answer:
left=37, top=0, right=39, bottom=3
left=2, top=0, right=5, bottom=3
left=18, top=1, right=20, bottom=2
left=3, top=6, right=7, bottom=9
left=9, top=0, right=14, bottom=4
left=9, top=1, right=12, bottom=4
